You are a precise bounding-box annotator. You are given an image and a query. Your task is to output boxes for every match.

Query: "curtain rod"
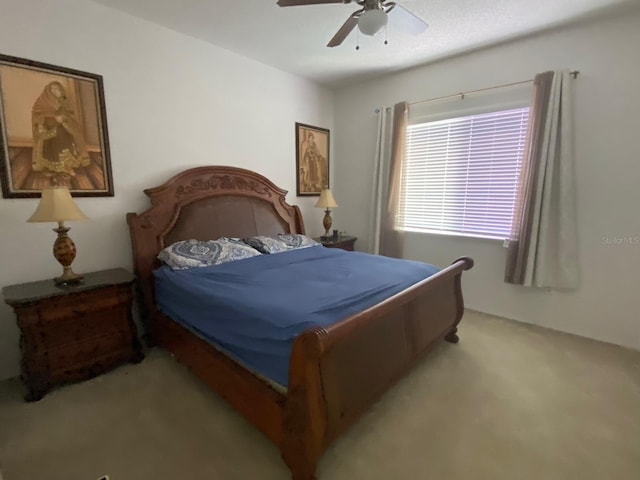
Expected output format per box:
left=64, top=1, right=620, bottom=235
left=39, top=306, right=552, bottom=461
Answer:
left=409, top=70, right=580, bottom=107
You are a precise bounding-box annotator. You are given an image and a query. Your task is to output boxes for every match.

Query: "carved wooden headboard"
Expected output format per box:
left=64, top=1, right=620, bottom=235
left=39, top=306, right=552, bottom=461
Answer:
left=126, top=166, right=306, bottom=328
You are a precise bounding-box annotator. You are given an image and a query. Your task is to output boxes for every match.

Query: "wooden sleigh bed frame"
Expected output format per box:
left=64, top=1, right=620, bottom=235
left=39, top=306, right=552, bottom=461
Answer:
left=127, top=166, right=473, bottom=480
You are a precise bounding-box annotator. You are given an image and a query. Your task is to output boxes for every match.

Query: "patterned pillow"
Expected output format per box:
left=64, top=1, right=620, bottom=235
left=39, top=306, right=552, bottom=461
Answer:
left=243, top=236, right=290, bottom=254
left=158, top=239, right=261, bottom=270
left=277, top=234, right=321, bottom=249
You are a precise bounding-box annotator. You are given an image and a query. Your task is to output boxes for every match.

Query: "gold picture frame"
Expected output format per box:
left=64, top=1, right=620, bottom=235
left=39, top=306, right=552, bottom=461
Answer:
left=0, top=54, right=113, bottom=198
left=295, top=122, right=329, bottom=196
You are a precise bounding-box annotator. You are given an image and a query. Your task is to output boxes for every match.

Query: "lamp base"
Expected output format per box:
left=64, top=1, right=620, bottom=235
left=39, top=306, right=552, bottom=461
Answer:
left=52, top=224, right=83, bottom=286
left=322, top=208, right=333, bottom=239
left=54, top=267, right=84, bottom=286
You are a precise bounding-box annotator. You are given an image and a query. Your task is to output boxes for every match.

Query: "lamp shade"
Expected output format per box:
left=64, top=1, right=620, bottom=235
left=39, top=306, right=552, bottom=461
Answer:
left=315, top=188, right=338, bottom=209
left=27, top=187, right=89, bottom=223
left=358, top=9, right=387, bottom=36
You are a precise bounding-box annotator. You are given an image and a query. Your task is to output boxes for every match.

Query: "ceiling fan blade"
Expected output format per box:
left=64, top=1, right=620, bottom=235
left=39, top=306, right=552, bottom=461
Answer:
left=387, top=4, right=428, bottom=35
left=327, top=13, right=359, bottom=47
left=277, top=0, right=350, bottom=6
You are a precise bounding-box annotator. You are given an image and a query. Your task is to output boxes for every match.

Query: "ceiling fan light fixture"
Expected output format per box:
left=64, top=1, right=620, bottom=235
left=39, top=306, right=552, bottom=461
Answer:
left=357, top=9, right=387, bottom=36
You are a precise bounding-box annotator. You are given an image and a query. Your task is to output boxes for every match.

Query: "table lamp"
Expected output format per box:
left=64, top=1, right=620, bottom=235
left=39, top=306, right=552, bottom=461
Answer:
left=27, top=186, right=89, bottom=285
left=315, top=188, right=338, bottom=240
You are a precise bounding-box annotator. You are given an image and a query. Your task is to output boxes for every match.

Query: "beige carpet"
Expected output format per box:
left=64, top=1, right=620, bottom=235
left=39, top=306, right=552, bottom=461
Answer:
left=0, top=310, right=639, bottom=480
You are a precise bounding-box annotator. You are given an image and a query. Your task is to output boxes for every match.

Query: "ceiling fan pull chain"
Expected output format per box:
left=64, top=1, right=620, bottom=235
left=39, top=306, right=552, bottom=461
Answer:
left=356, top=28, right=360, bottom=50
left=384, top=24, right=388, bottom=45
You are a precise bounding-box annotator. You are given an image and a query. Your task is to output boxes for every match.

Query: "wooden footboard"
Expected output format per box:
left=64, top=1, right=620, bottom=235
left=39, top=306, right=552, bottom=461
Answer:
left=282, top=257, right=473, bottom=479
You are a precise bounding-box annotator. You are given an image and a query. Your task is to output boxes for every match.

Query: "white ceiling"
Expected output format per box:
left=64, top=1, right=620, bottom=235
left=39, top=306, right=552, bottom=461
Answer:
left=93, top=0, right=632, bottom=87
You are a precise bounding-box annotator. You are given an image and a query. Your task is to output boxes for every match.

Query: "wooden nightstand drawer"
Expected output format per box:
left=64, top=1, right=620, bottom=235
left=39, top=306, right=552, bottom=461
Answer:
left=44, top=332, right=132, bottom=372
left=3, top=268, right=144, bottom=401
left=34, top=286, right=128, bottom=323
left=30, top=304, right=132, bottom=352
left=314, top=235, right=357, bottom=251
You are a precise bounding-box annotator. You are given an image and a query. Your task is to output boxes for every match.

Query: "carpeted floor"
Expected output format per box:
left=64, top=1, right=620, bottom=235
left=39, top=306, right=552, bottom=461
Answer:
left=0, top=310, right=639, bottom=480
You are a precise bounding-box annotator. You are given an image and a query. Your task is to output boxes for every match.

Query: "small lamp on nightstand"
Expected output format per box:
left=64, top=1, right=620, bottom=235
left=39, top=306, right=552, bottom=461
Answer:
left=315, top=188, right=338, bottom=240
left=27, top=186, right=89, bottom=286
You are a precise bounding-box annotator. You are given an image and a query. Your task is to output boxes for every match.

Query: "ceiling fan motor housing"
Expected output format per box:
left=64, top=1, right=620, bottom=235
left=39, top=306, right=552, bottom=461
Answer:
left=358, top=8, right=387, bottom=36
left=276, top=0, right=427, bottom=47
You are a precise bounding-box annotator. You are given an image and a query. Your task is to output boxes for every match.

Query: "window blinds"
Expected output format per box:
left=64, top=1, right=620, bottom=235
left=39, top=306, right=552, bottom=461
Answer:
left=399, top=107, right=530, bottom=240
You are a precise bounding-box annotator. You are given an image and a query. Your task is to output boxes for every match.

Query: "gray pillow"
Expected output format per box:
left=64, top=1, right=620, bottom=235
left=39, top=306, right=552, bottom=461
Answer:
left=277, top=234, right=321, bottom=249
left=243, top=236, right=290, bottom=254
left=158, top=238, right=261, bottom=270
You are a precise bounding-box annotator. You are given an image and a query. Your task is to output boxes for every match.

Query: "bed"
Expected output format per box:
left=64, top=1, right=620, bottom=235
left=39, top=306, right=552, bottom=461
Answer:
left=127, top=165, right=473, bottom=480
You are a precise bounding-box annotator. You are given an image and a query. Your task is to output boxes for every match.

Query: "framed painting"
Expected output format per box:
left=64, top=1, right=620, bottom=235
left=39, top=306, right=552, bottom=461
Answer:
left=295, top=122, right=329, bottom=196
left=0, top=54, right=113, bottom=198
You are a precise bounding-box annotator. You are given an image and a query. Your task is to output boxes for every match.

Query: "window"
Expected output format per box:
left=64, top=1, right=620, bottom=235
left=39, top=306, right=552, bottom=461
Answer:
left=398, top=107, right=530, bottom=240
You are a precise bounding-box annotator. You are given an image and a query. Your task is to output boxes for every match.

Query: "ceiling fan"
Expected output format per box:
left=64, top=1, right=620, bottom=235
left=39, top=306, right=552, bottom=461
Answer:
left=277, top=0, right=429, bottom=47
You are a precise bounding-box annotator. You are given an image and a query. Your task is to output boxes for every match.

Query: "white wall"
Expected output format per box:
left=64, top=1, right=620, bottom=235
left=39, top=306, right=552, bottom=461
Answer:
left=334, top=8, right=640, bottom=350
left=0, top=0, right=333, bottom=380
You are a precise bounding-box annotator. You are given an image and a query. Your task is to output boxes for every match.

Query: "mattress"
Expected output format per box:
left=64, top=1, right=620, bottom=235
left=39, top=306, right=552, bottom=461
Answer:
left=154, top=246, right=439, bottom=386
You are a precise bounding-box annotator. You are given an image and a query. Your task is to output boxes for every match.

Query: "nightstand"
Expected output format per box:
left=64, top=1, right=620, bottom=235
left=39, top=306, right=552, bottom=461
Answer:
left=3, top=268, right=144, bottom=401
left=315, top=235, right=357, bottom=251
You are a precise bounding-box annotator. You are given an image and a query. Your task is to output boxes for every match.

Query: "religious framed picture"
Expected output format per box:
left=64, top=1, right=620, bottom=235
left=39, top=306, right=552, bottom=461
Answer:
left=295, top=122, right=329, bottom=196
left=0, top=54, right=113, bottom=198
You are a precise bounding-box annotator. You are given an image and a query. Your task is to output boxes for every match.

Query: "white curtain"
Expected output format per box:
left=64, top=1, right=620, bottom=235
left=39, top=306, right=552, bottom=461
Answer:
left=505, top=70, right=579, bottom=288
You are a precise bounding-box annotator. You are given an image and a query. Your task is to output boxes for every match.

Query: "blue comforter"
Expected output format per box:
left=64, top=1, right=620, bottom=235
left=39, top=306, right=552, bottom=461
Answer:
left=155, top=246, right=439, bottom=386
